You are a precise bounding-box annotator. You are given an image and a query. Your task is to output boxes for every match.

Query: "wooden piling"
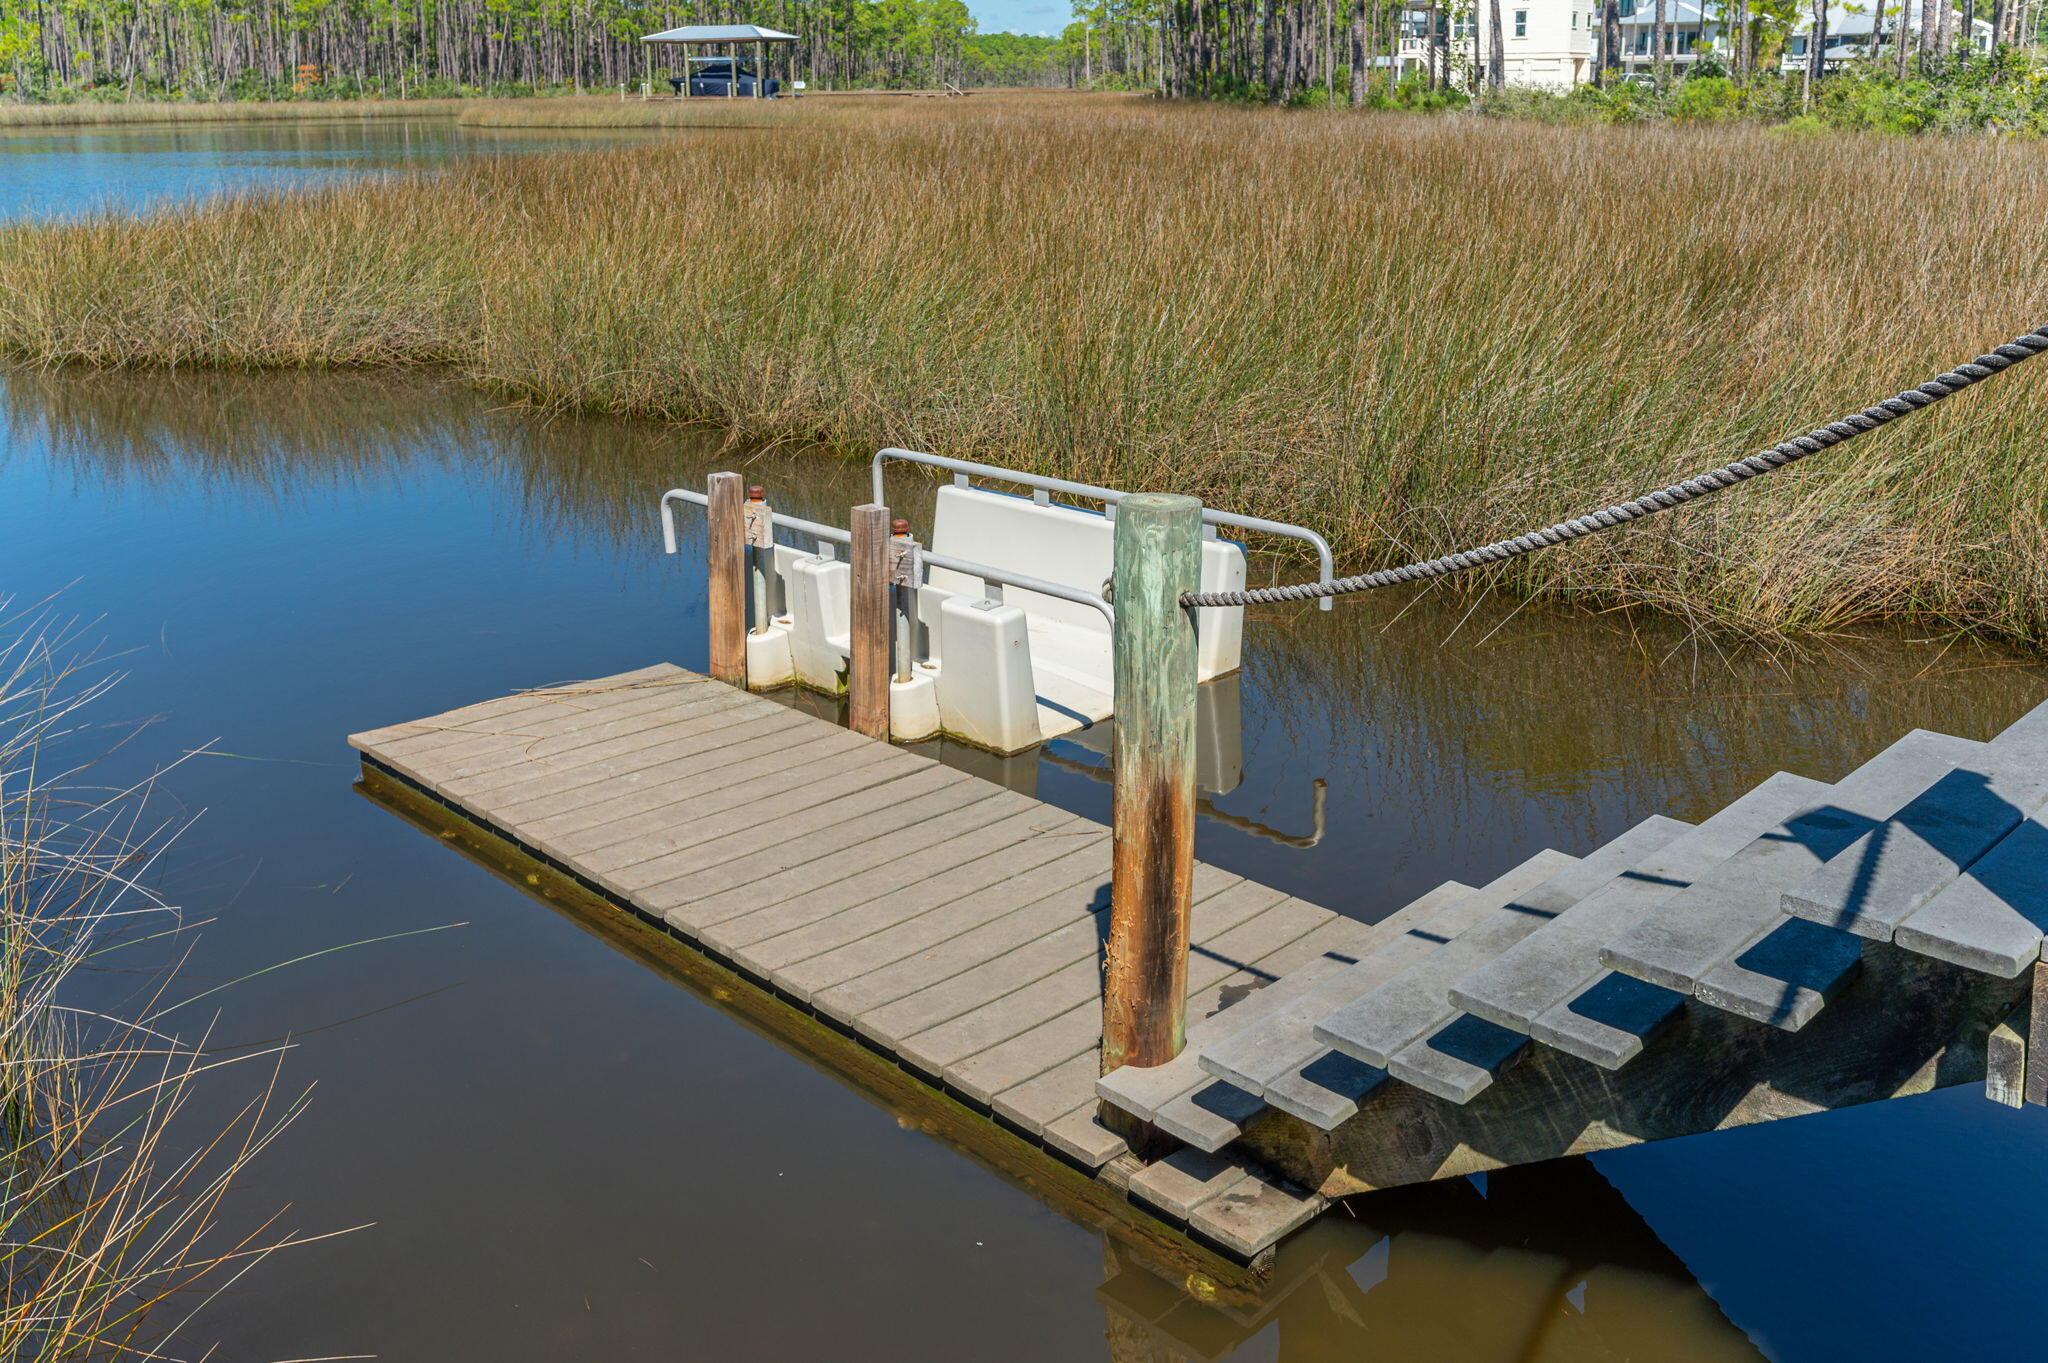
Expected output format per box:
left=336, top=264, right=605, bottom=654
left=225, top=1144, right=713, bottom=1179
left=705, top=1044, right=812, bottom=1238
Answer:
left=849, top=503, right=892, bottom=741
left=706, top=472, right=746, bottom=686
left=1103, top=493, right=1202, bottom=1089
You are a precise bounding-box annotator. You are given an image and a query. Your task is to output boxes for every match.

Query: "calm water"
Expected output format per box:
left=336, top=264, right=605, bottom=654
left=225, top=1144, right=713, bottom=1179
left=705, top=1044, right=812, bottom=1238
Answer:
left=0, top=114, right=665, bottom=217
left=3, top=126, right=2047, bottom=1362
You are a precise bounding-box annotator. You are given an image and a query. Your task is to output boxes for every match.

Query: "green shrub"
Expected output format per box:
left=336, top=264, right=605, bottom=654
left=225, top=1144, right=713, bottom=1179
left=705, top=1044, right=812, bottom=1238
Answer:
left=1670, top=75, right=1744, bottom=123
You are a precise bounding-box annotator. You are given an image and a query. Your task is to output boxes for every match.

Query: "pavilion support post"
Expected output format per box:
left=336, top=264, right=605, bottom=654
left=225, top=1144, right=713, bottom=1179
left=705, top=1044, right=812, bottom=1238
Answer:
left=849, top=504, right=893, bottom=741
left=1100, top=494, right=1201, bottom=1157
left=706, top=472, right=747, bottom=686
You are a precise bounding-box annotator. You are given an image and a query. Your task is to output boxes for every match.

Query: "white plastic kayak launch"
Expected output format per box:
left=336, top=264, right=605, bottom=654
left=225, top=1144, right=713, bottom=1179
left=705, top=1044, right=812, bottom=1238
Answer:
left=659, top=448, right=1336, bottom=755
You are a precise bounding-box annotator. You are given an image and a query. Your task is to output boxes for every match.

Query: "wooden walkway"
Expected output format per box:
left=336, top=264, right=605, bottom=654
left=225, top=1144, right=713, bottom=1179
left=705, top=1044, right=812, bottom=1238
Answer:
left=349, top=663, right=1342, bottom=1257
left=1101, top=702, right=2047, bottom=1197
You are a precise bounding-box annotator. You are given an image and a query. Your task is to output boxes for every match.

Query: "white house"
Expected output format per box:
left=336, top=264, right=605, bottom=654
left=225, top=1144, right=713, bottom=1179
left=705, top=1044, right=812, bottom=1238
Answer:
left=1468, top=0, right=1603, bottom=87
left=1778, top=2, right=1994, bottom=72
left=1452, top=0, right=1993, bottom=86
left=1612, top=0, right=1717, bottom=75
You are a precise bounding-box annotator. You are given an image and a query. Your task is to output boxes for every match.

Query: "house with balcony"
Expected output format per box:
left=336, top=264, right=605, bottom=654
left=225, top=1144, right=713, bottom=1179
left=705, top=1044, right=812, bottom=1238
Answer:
left=1457, top=0, right=1993, bottom=87
left=1778, top=2, right=1993, bottom=71
left=1612, top=0, right=1720, bottom=75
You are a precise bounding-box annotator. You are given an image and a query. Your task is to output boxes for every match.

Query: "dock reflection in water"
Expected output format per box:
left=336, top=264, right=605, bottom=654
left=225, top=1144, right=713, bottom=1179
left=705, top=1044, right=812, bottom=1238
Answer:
left=363, top=756, right=1762, bottom=1363
left=1100, top=1163, right=1762, bottom=1363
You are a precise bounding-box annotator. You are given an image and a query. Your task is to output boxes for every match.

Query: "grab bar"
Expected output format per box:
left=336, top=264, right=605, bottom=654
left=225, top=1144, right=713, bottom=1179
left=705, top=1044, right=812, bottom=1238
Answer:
left=871, top=447, right=1337, bottom=610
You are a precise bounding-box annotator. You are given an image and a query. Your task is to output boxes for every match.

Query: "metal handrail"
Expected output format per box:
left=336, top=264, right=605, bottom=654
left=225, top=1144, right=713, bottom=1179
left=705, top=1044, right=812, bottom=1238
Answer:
left=659, top=490, right=1113, bottom=622
left=921, top=549, right=1114, bottom=625
left=871, top=447, right=1338, bottom=610
left=660, top=488, right=850, bottom=556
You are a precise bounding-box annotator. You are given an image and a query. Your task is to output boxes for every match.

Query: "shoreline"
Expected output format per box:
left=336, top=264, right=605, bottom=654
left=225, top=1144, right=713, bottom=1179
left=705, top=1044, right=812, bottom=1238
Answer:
left=2, top=97, right=2042, bottom=651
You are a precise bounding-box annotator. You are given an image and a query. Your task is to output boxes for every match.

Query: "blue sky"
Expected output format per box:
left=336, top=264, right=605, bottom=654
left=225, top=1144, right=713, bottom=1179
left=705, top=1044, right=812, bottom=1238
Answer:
left=968, top=0, right=1069, bottom=35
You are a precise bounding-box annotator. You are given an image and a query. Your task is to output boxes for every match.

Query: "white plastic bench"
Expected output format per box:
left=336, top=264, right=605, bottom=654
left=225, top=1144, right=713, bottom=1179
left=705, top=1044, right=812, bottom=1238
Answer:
left=773, top=485, right=1246, bottom=753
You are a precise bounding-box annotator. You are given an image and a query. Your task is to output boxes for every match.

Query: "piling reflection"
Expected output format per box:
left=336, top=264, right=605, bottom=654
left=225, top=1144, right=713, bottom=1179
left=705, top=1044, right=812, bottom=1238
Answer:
left=1102, top=1164, right=1763, bottom=1363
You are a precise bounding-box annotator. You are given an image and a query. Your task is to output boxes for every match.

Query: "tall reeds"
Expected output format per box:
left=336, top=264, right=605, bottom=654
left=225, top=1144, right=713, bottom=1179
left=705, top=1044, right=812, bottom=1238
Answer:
left=1, top=97, right=2043, bottom=646
left=0, top=617, right=317, bottom=1359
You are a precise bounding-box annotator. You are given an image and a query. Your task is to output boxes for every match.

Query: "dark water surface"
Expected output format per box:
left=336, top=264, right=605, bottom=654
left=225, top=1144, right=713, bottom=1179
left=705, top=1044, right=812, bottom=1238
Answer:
left=3, top=130, right=2047, bottom=1362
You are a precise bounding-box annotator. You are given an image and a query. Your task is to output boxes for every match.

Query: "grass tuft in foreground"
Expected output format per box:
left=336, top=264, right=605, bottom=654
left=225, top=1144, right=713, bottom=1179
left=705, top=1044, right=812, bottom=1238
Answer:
left=0, top=96, right=2043, bottom=646
left=0, top=615, right=323, bottom=1359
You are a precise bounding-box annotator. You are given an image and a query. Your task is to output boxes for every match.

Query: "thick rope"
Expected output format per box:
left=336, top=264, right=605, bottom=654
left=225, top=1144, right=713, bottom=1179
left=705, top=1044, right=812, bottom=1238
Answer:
left=1182, top=325, right=2048, bottom=609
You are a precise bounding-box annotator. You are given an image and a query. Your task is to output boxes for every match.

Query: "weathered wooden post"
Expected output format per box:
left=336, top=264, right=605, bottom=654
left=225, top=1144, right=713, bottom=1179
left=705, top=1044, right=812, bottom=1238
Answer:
left=706, top=472, right=746, bottom=686
left=1102, top=494, right=1202, bottom=1109
left=848, top=503, right=893, bottom=741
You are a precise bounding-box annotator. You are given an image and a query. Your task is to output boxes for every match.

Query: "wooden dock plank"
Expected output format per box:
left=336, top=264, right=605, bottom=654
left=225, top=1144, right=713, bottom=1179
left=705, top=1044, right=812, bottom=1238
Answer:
left=1044, top=1106, right=1128, bottom=1168
left=1783, top=706, right=2048, bottom=942
left=356, top=674, right=722, bottom=788
left=351, top=663, right=1374, bottom=1259
left=734, top=820, right=1110, bottom=977
left=1600, top=730, right=1980, bottom=996
left=398, top=683, right=747, bottom=780
left=697, top=805, right=1092, bottom=950
left=1196, top=879, right=1472, bottom=1097
left=947, top=900, right=1314, bottom=1110
left=778, top=844, right=1112, bottom=1005
left=841, top=863, right=1239, bottom=1046
left=1894, top=809, right=2048, bottom=977
left=347, top=664, right=688, bottom=749
left=646, top=786, right=1030, bottom=921
left=502, top=716, right=842, bottom=832
left=1127, top=1149, right=1257, bottom=1222
left=597, top=764, right=976, bottom=892
left=1447, top=772, right=1829, bottom=1036
left=437, top=691, right=776, bottom=797
left=547, top=746, right=926, bottom=861
left=990, top=1052, right=1105, bottom=1134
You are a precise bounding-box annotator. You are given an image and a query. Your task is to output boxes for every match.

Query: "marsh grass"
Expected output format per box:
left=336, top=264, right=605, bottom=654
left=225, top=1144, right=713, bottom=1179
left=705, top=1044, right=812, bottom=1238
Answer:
left=0, top=617, right=324, bottom=1359
left=458, top=96, right=815, bottom=128
left=1, top=95, right=2043, bottom=645
left=0, top=98, right=473, bottom=129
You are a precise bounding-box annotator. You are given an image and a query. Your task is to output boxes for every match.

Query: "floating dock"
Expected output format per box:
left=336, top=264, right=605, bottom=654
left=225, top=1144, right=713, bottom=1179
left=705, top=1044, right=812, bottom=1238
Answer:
left=350, top=663, right=1339, bottom=1256
left=351, top=662, right=2048, bottom=1261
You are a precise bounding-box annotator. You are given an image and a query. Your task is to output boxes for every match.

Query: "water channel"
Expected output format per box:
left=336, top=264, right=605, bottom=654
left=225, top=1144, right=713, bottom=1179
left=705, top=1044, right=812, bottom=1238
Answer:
left=3, top=118, right=2044, bottom=1361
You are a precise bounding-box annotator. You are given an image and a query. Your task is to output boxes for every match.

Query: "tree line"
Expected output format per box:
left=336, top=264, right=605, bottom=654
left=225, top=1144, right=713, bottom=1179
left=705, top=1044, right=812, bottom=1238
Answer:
left=3, top=0, right=2039, bottom=102
left=1062, top=0, right=2044, bottom=102
left=2, top=0, right=1066, bottom=98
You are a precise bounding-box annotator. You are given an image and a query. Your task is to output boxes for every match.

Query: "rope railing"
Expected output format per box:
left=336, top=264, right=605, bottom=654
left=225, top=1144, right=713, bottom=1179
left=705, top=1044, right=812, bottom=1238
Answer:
left=1181, top=325, right=2048, bottom=610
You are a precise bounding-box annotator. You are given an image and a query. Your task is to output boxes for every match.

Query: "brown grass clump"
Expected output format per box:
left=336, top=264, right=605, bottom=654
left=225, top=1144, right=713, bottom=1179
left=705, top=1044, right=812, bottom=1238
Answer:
left=0, top=95, right=2043, bottom=645
left=457, top=95, right=811, bottom=128
left=0, top=618, right=330, bottom=1359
